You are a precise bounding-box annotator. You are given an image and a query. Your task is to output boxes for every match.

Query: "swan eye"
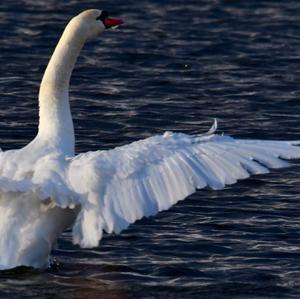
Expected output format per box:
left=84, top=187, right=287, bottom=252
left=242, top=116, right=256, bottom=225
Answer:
left=96, top=10, right=109, bottom=24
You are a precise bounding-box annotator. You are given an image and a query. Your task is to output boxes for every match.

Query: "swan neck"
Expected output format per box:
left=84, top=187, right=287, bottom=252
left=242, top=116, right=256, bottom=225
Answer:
left=40, top=19, right=86, bottom=94
left=37, top=18, right=86, bottom=155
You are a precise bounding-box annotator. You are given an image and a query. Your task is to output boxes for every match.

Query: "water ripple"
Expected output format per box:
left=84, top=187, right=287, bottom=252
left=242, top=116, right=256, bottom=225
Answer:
left=1, top=0, right=300, bottom=298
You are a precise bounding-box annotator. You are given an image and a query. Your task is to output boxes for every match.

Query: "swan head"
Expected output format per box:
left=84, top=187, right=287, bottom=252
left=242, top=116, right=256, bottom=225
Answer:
left=72, top=9, right=124, bottom=41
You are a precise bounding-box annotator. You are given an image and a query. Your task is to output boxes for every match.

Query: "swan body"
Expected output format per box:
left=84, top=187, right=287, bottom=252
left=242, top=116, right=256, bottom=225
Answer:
left=1, top=9, right=300, bottom=270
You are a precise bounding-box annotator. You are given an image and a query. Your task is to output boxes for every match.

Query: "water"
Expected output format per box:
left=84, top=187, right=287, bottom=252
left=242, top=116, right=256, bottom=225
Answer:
left=1, top=0, right=300, bottom=298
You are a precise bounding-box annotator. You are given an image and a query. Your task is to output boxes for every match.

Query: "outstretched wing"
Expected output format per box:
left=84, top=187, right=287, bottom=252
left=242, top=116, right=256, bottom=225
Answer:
left=67, top=123, right=300, bottom=248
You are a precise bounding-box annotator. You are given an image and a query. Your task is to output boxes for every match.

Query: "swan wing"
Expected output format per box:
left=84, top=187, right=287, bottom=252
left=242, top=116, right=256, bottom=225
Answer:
left=67, top=128, right=300, bottom=248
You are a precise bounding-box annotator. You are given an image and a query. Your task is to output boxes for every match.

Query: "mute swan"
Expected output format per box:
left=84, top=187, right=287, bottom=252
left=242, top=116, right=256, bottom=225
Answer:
left=0, top=9, right=300, bottom=270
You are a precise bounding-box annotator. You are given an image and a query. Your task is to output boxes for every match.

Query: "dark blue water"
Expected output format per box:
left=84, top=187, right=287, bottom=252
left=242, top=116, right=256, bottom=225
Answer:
left=1, top=0, right=300, bottom=298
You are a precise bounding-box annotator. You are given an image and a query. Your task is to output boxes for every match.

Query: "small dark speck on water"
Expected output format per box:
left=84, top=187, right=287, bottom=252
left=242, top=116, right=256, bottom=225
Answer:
left=1, top=0, right=300, bottom=298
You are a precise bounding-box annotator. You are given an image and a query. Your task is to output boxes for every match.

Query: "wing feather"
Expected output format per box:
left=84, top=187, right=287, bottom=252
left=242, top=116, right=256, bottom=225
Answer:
left=67, top=132, right=300, bottom=248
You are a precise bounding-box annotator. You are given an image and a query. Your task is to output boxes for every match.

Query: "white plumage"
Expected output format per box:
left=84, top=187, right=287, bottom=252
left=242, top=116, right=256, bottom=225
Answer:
left=0, top=9, right=299, bottom=270
left=69, top=126, right=300, bottom=248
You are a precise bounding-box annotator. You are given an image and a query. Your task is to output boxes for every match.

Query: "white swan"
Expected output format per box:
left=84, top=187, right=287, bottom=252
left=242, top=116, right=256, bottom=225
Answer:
left=0, top=9, right=300, bottom=270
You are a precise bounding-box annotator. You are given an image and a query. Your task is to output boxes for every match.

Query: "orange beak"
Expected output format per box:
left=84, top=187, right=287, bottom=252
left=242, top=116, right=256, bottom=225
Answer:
left=104, top=17, right=124, bottom=29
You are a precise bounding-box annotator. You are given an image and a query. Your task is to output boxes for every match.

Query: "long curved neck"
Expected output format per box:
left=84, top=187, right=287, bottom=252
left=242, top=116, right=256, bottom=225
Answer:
left=37, top=18, right=86, bottom=155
